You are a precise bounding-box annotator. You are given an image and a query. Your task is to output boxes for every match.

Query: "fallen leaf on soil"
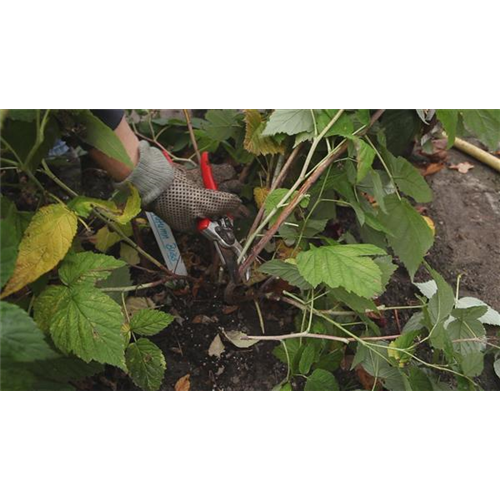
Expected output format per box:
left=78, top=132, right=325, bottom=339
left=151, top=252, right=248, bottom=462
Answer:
left=175, top=374, right=191, bottom=391
left=125, top=296, right=155, bottom=315
left=449, top=162, right=475, bottom=174
left=192, top=314, right=218, bottom=324
left=222, top=329, right=260, bottom=349
left=222, top=305, right=239, bottom=315
left=208, top=334, right=225, bottom=358
left=422, top=162, right=446, bottom=176
left=169, top=307, right=185, bottom=325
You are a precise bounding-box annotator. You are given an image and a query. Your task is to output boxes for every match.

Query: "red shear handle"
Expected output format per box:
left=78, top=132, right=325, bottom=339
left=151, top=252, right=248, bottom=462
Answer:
left=197, top=152, right=217, bottom=231
left=161, top=149, right=173, bottom=162
left=200, top=152, right=218, bottom=190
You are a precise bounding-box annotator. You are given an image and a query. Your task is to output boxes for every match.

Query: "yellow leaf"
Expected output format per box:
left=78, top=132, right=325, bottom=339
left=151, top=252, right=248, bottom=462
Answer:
left=422, top=216, right=436, bottom=236
left=94, top=226, right=122, bottom=252
left=276, top=240, right=299, bottom=260
left=1, top=204, right=77, bottom=298
left=120, top=243, right=140, bottom=265
left=114, top=185, right=141, bottom=224
left=94, top=222, right=132, bottom=253
left=0, top=109, right=8, bottom=130
left=253, top=187, right=270, bottom=209
left=244, top=110, right=285, bottom=155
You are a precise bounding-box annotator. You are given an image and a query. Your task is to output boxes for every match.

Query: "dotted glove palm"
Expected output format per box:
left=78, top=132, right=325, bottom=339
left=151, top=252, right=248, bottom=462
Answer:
left=118, top=141, right=244, bottom=232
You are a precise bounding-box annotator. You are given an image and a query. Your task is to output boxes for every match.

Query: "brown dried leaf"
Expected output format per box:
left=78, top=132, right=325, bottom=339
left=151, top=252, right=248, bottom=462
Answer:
left=422, top=162, right=446, bottom=177
left=449, top=162, right=475, bottom=174
left=192, top=314, right=218, bottom=324
left=208, top=334, right=225, bottom=358
left=222, top=305, right=239, bottom=315
left=175, top=374, right=191, bottom=391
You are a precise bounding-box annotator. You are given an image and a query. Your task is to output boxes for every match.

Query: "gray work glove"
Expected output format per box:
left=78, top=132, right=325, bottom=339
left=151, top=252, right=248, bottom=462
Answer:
left=117, top=141, right=244, bottom=232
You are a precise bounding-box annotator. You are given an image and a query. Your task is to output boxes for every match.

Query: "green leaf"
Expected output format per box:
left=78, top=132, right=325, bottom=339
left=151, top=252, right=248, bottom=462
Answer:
left=0, top=301, right=57, bottom=362
left=354, top=138, right=376, bottom=182
left=330, top=288, right=377, bottom=312
left=280, top=382, right=293, bottom=401
left=126, top=338, right=166, bottom=390
left=316, top=110, right=354, bottom=137
left=1, top=366, right=38, bottom=390
left=304, top=369, right=339, bottom=391
left=28, top=356, right=103, bottom=383
left=461, top=351, right=484, bottom=377
left=299, top=343, right=316, bottom=375
left=296, top=244, right=386, bottom=298
left=77, top=110, right=134, bottom=167
left=9, top=110, right=37, bottom=121
left=98, top=265, right=131, bottom=304
left=383, top=151, right=433, bottom=203
left=461, top=109, right=500, bottom=151
left=408, top=366, right=433, bottom=391
left=49, top=285, right=126, bottom=368
left=455, top=297, right=500, bottom=326
left=446, top=307, right=487, bottom=355
left=263, top=109, right=314, bottom=136
left=0, top=219, right=19, bottom=289
left=380, top=110, right=421, bottom=157
left=59, top=251, right=126, bottom=286
left=315, top=350, right=343, bottom=372
left=264, top=188, right=308, bottom=225
left=129, top=309, right=174, bottom=336
left=203, top=110, right=239, bottom=141
left=378, top=195, right=434, bottom=278
left=374, top=256, right=398, bottom=291
left=388, top=330, right=419, bottom=366
left=259, top=260, right=312, bottom=290
left=436, top=110, right=459, bottom=148
left=33, top=285, right=68, bottom=332
left=273, top=338, right=303, bottom=374
left=427, top=268, right=455, bottom=325
left=67, top=196, right=118, bottom=218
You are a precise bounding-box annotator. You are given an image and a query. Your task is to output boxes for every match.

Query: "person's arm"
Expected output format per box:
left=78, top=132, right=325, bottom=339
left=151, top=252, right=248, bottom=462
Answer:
left=86, top=111, right=244, bottom=232
left=89, top=115, right=139, bottom=181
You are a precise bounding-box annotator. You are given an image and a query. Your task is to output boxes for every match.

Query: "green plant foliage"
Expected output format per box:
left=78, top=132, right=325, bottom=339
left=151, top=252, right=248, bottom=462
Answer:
left=2, top=108, right=499, bottom=392
left=49, top=285, right=126, bottom=368
left=296, top=244, right=386, bottom=298
left=129, top=309, right=174, bottom=336
left=126, top=338, right=166, bottom=391
left=0, top=301, right=57, bottom=363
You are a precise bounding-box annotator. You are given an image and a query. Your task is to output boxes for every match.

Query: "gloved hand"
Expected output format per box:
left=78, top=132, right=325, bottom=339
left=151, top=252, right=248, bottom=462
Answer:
left=117, top=141, right=245, bottom=232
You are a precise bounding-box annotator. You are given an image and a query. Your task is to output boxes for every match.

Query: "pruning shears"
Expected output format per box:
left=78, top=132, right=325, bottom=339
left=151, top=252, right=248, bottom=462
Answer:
left=196, top=152, right=249, bottom=283
left=160, top=149, right=248, bottom=282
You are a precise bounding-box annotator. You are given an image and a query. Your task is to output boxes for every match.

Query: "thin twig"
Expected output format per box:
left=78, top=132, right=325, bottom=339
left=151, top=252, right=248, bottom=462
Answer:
left=243, top=331, right=401, bottom=344
left=245, top=145, right=303, bottom=242
left=183, top=109, right=201, bottom=165
left=99, top=278, right=168, bottom=293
